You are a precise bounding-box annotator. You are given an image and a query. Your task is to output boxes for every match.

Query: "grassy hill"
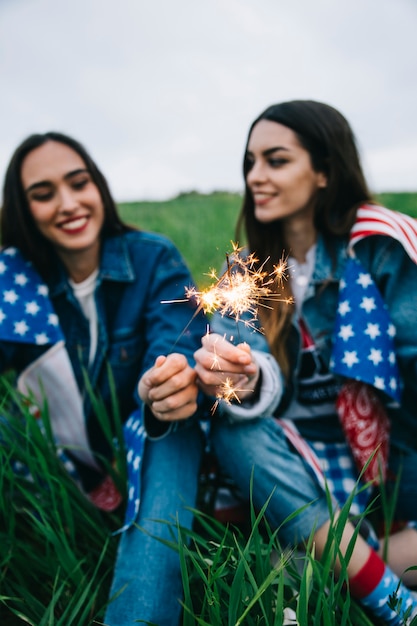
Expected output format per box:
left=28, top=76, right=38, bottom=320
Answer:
left=119, top=191, right=417, bottom=287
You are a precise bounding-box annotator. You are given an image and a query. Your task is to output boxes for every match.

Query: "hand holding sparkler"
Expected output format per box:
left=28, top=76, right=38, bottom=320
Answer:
left=138, top=353, right=199, bottom=422
left=194, top=332, right=260, bottom=405
left=162, top=243, right=291, bottom=411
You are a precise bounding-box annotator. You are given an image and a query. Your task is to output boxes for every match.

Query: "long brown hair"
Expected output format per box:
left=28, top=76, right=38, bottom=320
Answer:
left=237, top=100, right=374, bottom=377
left=1, top=132, right=131, bottom=279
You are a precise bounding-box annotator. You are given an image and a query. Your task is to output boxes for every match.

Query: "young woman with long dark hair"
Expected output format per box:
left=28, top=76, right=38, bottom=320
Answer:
left=195, top=101, right=417, bottom=624
left=1, top=132, right=206, bottom=625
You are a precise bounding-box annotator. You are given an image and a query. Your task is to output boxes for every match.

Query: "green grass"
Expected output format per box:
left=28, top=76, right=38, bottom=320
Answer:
left=118, top=191, right=417, bottom=288
left=0, top=388, right=123, bottom=625
left=119, top=191, right=242, bottom=288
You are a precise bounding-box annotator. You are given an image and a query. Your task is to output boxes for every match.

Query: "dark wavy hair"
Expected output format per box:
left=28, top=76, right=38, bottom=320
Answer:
left=1, top=131, right=131, bottom=278
left=236, top=100, right=374, bottom=376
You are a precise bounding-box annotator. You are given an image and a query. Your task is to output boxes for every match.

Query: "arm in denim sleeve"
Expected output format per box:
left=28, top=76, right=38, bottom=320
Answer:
left=129, top=235, right=207, bottom=438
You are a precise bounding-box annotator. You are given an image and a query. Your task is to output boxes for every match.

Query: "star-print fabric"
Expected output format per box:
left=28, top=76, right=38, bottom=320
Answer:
left=0, top=247, right=63, bottom=345
left=331, top=255, right=401, bottom=403
left=116, top=408, right=146, bottom=533
left=330, top=255, right=399, bottom=483
left=330, top=205, right=417, bottom=484
left=0, top=247, right=145, bottom=529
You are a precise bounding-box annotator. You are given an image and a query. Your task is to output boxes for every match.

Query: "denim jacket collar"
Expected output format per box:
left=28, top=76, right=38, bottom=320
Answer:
left=48, top=234, right=136, bottom=297
left=311, top=234, right=348, bottom=285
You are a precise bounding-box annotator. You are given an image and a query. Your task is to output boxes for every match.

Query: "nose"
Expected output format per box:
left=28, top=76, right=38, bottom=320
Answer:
left=58, top=185, right=78, bottom=213
left=246, top=159, right=267, bottom=187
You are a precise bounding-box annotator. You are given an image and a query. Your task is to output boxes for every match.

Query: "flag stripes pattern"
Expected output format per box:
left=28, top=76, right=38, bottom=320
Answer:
left=351, top=205, right=417, bottom=263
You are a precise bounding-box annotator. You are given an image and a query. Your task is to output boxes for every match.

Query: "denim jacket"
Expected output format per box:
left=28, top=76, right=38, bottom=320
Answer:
left=0, top=231, right=207, bottom=473
left=212, top=232, right=417, bottom=452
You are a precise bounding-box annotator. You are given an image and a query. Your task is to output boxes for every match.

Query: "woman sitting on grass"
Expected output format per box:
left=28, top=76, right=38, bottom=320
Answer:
left=194, top=100, right=417, bottom=625
left=1, top=132, right=206, bottom=626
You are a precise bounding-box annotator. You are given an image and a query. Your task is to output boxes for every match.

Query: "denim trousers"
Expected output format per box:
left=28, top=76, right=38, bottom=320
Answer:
left=211, top=416, right=331, bottom=545
left=104, top=422, right=203, bottom=626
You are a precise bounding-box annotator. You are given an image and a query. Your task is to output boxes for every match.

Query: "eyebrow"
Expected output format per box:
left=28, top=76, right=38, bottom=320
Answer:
left=246, top=146, right=291, bottom=158
left=25, top=168, right=90, bottom=193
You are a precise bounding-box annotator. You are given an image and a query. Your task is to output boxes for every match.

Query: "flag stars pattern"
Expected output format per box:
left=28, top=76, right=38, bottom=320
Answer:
left=116, top=407, right=147, bottom=534
left=25, top=301, right=41, bottom=315
left=37, top=284, right=49, bottom=297
left=339, top=325, right=355, bottom=341
left=0, top=248, right=63, bottom=346
left=35, top=333, right=50, bottom=345
left=338, top=300, right=351, bottom=316
left=331, top=256, right=401, bottom=402
left=48, top=313, right=59, bottom=327
left=389, top=377, right=398, bottom=392
left=14, top=320, right=29, bottom=336
left=365, top=323, right=381, bottom=339
left=356, top=272, right=373, bottom=288
left=368, top=348, right=383, bottom=366
left=14, top=272, right=29, bottom=287
left=4, top=289, right=19, bottom=304
left=342, top=351, right=359, bottom=368
left=360, top=296, right=377, bottom=313
left=374, top=376, right=386, bottom=391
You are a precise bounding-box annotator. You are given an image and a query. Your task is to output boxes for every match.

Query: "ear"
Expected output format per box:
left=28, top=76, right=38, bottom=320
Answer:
left=317, top=172, right=327, bottom=188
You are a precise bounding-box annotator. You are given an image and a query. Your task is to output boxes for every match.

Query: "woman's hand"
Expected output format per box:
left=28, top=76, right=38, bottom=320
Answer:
left=194, top=332, right=259, bottom=402
left=138, top=353, right=198, bottom=421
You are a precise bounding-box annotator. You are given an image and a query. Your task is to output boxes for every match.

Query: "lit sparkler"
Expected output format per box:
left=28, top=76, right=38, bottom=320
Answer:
left=163, top=242, right=292, bottom=411
left=209, top=376, right=247, bottom=415
left=164, top=242, right=292, bottom=331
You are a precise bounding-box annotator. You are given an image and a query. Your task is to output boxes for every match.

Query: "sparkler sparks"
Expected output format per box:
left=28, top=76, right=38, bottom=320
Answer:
left=177, top=242, right=292, bottom=330
left=210, top=376, right=247, bottom=415
left=162, top=243, right=292, bottom=411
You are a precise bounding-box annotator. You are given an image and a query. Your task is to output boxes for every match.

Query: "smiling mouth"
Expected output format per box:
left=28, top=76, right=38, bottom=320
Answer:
left=59, top=217, right=89, bottom=231
left=253, top=193, right=276, bottom=205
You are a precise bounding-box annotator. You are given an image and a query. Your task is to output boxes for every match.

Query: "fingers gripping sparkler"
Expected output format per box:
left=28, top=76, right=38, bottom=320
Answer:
left=208, top=333, right=249, bottom=414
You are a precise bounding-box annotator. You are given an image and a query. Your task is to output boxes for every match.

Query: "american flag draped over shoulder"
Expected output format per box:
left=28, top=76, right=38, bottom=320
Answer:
left=350, top=204, right=417, bottom=264
left=0, top=247, right=145, bottom=526
left=331, top=205, right=417, bottom=483
left=0, top=247, right=63, bottom=345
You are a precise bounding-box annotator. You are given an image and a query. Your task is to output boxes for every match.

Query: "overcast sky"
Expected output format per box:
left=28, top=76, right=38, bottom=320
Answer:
left=1, top=0, right=416, bottom=201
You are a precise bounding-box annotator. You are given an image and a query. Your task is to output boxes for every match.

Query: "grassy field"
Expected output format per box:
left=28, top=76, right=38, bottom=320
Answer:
left=119, top=191, right=417, bottom=288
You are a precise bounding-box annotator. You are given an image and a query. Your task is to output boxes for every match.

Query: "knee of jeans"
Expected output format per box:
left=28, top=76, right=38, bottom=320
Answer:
left=212, top=417, right=278, bottom=456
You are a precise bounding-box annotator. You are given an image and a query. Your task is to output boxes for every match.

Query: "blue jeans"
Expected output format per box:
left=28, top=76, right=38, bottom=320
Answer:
left=104, top=422, right=203, bottom=626
left=212, top=417, right=331, bottom=545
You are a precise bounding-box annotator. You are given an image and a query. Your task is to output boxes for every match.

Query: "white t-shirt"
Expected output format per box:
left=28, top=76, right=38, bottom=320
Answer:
left=288, top=243, right=317, bottom=312
left=69, top=269, right=99, bottom=366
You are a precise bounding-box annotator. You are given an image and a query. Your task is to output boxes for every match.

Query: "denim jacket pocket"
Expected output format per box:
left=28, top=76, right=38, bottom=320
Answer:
left=107, top=332, right=145, bottom=370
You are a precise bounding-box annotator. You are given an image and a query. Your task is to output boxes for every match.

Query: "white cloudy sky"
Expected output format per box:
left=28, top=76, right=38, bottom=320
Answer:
left=1, top=0, right=416, bottom=201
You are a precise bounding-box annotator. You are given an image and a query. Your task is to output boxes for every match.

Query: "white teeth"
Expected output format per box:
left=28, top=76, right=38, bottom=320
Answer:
left=61, top=217, right=87, bottom=231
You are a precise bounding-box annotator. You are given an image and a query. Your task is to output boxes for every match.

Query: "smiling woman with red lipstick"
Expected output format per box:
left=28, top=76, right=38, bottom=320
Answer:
left=21, top=140, right=105, bottom=282
left=194, top=100, right=417, bottom=624
left=1, top=132, right=206, bottom=626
